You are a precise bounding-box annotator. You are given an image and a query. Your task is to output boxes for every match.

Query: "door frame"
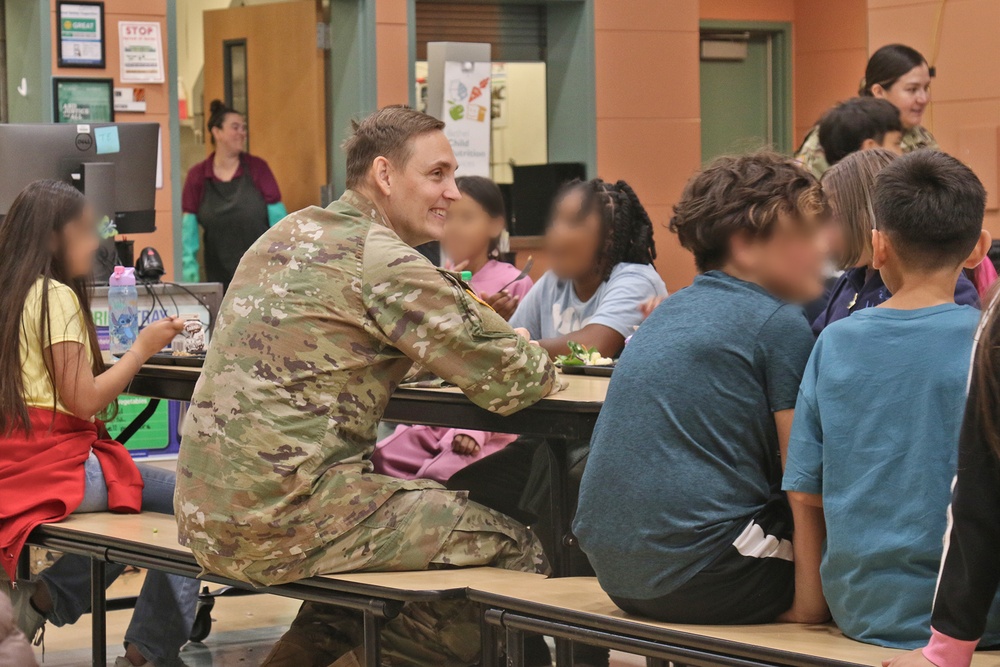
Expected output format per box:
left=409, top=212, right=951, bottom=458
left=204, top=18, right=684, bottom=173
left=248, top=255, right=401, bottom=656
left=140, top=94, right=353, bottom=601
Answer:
left=699, top=19, right=792, bottom=154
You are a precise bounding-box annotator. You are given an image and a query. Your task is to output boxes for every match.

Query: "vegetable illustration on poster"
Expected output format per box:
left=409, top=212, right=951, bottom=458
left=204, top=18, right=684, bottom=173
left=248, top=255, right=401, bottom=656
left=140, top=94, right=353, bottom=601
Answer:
left=442, top=61, right=491, bottom=177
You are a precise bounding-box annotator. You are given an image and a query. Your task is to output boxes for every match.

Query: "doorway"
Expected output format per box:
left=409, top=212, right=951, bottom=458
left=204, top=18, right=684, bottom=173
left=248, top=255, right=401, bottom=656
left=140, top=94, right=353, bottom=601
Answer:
left=201, top=0, right=327, bottom=212
left=699, top=21, right=791, bottom=164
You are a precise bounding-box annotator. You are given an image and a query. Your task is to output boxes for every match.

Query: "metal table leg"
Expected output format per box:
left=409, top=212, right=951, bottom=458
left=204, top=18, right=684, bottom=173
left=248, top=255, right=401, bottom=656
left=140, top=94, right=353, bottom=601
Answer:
left=506, top=625, right=525, bottom=667
left=546, top=438, right=578, bottom=665
left=363, top=610, right=384, bottom=667
left=91, top=558, right=107, bottom=667
left=481, top=604, right=499, bottom=667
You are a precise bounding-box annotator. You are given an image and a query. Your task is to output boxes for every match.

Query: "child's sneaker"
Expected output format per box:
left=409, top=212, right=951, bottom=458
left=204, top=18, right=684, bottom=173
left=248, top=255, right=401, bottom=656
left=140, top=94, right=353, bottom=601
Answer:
left=6, top=579, right=45, bottom=645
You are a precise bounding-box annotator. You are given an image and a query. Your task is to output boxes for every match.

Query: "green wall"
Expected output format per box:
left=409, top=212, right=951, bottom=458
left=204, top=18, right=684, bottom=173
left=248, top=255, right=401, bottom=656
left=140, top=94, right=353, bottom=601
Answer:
left=328, top=0, right=378, bottom=195
left=6, top=0, right=51, bottom=122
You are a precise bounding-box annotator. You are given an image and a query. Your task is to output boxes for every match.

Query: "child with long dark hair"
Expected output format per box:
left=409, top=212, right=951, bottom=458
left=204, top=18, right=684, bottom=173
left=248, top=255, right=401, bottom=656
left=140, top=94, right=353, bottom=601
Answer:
left=884, top=286, right=1000, bottom=666
left=0, top=180, right=199, bottom=667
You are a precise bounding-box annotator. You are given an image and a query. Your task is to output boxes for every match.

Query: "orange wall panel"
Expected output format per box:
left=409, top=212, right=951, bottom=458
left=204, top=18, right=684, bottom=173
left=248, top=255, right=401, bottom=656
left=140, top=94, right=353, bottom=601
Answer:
left=700, top=0, right=795, bottom=22
left=50, top=0, right=175, bottom=279
left=596, top=0, right=701, bottom=292
left=376, top=0, right=410, bottom=107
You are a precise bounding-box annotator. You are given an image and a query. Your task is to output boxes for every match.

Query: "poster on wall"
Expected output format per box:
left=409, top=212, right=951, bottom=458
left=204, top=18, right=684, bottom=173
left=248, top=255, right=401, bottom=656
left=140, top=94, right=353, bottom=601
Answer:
left=57, top=2, right=105, bottom=68
left=53, top=78, right=115, bottom=123
left=114, top=86, right=147, bottom=113
left=442, top=61, right=492, bottom=176
left=118, top=21, right=165, bottom=83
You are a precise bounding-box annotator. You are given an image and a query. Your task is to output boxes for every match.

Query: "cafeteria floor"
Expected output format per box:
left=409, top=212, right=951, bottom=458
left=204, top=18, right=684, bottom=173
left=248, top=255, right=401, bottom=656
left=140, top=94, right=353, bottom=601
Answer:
left=34, top=567, right=646, bottom=666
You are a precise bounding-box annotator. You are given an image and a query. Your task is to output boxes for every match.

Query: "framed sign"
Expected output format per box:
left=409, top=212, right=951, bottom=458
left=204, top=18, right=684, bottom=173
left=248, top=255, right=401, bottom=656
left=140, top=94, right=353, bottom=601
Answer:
left=53, top=77, right=115, bottom=123
left=118, top=21, right=165, bottom=83
left=57, top=2, right=106, bottom=68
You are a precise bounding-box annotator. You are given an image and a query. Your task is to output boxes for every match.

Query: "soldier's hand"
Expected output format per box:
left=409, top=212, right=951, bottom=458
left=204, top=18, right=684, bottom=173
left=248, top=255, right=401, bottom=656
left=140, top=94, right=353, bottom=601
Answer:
left=483, top=291, right=520, bottom=320
left=452, top=434, right=481, bottom=456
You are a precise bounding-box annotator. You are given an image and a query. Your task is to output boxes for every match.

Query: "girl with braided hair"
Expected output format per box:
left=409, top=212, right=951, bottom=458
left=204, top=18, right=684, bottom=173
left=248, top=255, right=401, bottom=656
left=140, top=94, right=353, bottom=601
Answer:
left=509, top=177, right=666, bottom=359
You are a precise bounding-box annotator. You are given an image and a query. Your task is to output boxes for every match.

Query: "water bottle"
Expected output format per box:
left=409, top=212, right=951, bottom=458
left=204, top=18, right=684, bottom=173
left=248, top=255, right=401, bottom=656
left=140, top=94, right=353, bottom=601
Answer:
left=108, top=266, right=138, bottom=356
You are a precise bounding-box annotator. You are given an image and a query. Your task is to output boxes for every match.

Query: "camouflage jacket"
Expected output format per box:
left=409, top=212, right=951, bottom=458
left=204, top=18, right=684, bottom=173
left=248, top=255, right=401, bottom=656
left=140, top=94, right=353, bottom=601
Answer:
left=795, top=123, right=939, bottom=179
left=174, top=190, right=557, bottom=579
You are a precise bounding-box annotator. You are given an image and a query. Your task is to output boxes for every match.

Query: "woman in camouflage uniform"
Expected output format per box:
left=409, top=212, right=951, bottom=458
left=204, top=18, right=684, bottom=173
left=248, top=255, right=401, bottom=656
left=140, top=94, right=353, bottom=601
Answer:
left=796, top=44, right=938, bottom=179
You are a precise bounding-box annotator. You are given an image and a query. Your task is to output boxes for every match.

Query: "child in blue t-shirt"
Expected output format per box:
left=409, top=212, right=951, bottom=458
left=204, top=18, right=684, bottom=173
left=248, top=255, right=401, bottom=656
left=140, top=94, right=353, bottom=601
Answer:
left=783, top=150, right=1000, bottom=647
left=574, top=152, right=828, bottom=624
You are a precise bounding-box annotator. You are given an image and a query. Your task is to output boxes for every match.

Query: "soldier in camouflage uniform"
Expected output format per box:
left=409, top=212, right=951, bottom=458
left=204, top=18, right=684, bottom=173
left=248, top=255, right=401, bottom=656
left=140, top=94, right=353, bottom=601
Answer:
left=795, top=122, right=937, bottom=179
left=174, top=106, right=558, bottom=666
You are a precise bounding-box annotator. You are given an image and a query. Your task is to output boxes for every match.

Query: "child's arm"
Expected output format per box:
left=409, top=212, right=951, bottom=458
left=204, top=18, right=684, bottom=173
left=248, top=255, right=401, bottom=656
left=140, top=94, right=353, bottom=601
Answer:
left=535, top=324, right=625, bottom=359
left=781, top=490, right=830, bottom=624
left=48, top=317, right=184, bottom=421
left=777, top=406, right=830, bottom=624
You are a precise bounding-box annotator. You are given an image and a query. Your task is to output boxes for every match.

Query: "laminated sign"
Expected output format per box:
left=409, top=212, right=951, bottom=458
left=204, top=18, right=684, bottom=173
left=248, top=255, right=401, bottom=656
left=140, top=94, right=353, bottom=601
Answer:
left=119, top=21, right=165, bottom=83
left=442, top=61, right=492, bottom=177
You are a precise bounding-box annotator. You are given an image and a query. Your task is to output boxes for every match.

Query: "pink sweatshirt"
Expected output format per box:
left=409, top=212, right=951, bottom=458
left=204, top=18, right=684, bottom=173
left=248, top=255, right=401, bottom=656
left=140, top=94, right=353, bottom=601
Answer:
left=468, top=259, right=533, bottom=300
left=371, top=260, right=532, bottom=483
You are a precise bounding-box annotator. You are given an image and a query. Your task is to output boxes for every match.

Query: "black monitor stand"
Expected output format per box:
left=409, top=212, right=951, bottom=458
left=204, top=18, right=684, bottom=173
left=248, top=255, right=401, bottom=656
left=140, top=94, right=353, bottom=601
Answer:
left=76, top=162, right=120, bottom=284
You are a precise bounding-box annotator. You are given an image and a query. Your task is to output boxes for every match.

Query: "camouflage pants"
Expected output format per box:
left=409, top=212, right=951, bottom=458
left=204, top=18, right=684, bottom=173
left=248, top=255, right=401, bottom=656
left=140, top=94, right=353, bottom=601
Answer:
left=259, top=487, right=547, bottom=667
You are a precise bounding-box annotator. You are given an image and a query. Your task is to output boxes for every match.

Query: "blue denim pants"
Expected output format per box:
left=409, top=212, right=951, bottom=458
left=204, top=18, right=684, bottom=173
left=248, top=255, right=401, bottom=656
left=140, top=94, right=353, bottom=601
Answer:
left=39, top=454, right=199, bottom=666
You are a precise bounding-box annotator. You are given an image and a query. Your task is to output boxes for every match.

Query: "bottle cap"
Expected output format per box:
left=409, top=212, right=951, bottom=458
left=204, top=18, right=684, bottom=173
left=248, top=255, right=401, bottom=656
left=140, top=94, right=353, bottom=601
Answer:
left=460, top=271, right=473, bottom=282
left=109, top=266, right=136, bottom=287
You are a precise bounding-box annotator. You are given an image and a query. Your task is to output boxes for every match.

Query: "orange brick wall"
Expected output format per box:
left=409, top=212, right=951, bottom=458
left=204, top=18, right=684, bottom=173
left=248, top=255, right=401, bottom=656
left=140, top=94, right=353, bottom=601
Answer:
left=594, top=0, right=701, bottom=292
left=50, top=0, right=175, bottom=280
left=868, top=0, right=1000, bottom=237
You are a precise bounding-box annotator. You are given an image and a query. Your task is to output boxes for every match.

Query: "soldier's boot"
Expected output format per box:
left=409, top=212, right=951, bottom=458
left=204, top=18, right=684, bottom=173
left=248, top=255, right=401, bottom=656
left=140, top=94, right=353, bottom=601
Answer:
left=260, top=601, right=360, bottom=667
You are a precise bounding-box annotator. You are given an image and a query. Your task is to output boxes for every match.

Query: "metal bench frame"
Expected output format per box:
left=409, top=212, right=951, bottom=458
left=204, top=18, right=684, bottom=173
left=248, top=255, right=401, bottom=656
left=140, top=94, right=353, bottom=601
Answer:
left=25, top=523, right=466, bottom=667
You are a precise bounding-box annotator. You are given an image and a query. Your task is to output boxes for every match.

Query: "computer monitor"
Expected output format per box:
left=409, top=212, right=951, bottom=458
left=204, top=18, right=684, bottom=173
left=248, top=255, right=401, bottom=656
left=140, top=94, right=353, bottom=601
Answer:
left=0, top=122, right=158, bottom=233
left=510, top=162, right=587, bottom=236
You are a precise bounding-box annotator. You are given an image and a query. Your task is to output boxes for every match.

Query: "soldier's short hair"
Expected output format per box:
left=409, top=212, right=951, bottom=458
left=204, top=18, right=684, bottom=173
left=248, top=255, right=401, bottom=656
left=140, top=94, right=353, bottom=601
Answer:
left=669, top=152, right=827, bottom=273
left=342, top=106, right=446, bottom=189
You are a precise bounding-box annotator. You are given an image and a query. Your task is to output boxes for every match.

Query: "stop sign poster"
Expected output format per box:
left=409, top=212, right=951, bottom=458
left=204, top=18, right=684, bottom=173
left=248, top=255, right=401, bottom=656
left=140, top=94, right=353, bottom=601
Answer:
left=119, top=21, right=165, bottom=84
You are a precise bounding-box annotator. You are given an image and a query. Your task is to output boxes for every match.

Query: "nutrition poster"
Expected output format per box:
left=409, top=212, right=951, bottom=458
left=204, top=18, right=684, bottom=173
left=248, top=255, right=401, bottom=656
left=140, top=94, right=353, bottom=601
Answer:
left=442, top=60, right=492, bottom=177
left=119, top=21, right=165, bottom=84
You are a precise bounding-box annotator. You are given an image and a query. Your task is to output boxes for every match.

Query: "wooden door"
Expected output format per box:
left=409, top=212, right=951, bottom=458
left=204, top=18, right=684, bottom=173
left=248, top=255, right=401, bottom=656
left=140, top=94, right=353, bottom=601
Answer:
left=203, top=0, right=326, bottom=213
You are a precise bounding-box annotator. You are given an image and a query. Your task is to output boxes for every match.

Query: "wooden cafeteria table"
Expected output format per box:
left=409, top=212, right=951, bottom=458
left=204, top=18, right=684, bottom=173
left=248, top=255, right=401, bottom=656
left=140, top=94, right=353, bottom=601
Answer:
left=126, top=363, right=608, bottom=576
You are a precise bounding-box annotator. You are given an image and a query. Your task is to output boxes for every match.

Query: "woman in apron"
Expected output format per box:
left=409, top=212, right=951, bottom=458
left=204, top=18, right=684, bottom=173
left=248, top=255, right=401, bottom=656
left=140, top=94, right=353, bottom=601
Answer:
left=181, top=100, right=286, bottom=289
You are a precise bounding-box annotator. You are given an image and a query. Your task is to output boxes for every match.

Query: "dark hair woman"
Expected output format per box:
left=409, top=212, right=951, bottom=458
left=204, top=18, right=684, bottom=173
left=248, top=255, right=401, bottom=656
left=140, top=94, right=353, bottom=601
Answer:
left=180, top=99, right=287, bottom=290
left=796, top=44, right=939, bottom=179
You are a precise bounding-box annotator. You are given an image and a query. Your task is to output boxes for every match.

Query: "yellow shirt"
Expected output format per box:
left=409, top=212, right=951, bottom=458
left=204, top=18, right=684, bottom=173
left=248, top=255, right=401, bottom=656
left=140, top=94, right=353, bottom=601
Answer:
left=19, top=277, right=93, bottom=414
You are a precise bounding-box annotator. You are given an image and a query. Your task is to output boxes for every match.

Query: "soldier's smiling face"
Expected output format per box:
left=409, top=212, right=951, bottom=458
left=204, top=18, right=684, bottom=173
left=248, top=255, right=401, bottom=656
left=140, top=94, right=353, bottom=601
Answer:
left=383, top=130, right=462, bottom=247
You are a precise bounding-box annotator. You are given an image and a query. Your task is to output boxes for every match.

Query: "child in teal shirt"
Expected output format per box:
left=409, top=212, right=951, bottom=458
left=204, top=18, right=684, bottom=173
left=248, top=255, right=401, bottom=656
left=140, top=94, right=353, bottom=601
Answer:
left=783, top=151, right=1000, bottom=647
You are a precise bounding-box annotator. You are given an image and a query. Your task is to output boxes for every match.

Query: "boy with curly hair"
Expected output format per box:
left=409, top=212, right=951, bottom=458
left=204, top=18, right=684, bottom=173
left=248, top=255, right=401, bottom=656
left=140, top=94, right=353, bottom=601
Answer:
left=575, top=152, right=829, bottom=624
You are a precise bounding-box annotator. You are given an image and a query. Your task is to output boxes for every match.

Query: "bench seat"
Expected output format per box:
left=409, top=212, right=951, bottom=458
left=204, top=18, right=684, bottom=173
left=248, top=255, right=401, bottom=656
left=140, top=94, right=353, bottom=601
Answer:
left=469, top=576, right=1000, bottom=667
left=26, top=512, right=546, bottom=667
left=29, top=513, right=547, bottom=601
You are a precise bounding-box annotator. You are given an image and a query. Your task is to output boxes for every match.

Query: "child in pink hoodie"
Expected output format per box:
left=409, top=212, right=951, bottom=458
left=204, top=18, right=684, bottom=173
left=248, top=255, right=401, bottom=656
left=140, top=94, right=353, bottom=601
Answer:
left=372, top=176, right=533, bottom=483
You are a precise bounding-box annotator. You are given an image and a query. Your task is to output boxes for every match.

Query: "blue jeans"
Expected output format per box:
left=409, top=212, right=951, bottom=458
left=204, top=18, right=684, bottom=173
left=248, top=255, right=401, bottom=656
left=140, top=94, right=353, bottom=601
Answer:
left=39, top=454, right=199, bottom=666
